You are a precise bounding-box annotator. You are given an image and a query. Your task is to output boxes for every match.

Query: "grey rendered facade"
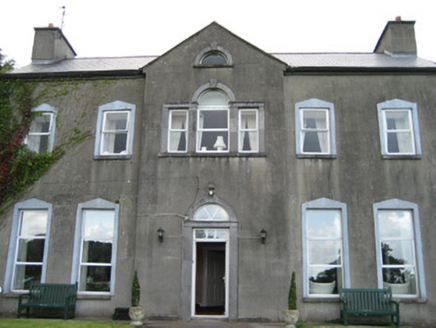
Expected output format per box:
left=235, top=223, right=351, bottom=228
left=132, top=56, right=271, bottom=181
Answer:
left=1, top=20, right=436, bottom=325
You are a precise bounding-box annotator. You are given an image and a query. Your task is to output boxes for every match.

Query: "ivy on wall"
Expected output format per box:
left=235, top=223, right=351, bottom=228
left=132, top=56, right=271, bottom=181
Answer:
left=0, top=79, right=63, bottom=209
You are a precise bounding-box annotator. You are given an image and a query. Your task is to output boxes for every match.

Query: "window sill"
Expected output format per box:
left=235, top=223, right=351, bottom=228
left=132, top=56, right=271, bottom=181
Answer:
left=382, top=154, right=422, bottom=160
left=77, top=294, right=112, bottom=300
left=392, top=297, right=427, bottom=303
left=303, top=296, right=339, bottom=303
left=94, top=155, right=132, bottom=160
left=296, top=154, right=337, bottom=159
left=193, top=64, right=233, bottom=69
left=158, top=152, right=267, bottom=158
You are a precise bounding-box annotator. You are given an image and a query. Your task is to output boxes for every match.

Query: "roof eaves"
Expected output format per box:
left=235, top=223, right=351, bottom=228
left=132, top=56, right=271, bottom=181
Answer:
left=285, top=66, right=436, bottom=74
left=3, top=69, right=144, bottom=80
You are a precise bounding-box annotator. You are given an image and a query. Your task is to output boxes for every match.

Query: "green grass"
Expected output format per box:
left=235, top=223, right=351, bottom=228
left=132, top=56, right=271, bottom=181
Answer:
left=0, top=319, right=129, bottom=328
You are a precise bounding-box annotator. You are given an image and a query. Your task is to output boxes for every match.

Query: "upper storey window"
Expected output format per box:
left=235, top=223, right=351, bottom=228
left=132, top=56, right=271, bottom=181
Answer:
left=197, top=90, right=229, bottom=153
left=94, top=101, right=136, bottom=158
left=377, top=99, right=421, bottom=158
left=295, top=99, right=336, bottom=157
left=161, top=80, right=265, bottom=156
left=25, top=104, right=57, bottom=154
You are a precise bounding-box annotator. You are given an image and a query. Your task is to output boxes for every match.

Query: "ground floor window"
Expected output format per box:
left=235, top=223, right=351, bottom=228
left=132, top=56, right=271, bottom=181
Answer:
left=302, top=198, right=350, bottom=297
left=374, top=199, right=426, bottom=298
left=72, top=199, right=119, bottom=295
left=4, top=199, right=52, bottom=292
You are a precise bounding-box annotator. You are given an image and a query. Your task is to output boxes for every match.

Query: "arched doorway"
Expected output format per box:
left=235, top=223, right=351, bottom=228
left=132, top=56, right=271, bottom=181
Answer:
left=181, top=198, right=238, bottom=319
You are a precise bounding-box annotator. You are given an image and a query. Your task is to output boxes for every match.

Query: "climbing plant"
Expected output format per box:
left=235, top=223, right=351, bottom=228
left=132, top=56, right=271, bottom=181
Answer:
left=0, top=52, right=64, bottom=209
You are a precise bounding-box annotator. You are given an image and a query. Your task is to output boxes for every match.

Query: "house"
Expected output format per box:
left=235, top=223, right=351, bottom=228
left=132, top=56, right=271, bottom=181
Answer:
left=1, top=19, right=436, bottom=325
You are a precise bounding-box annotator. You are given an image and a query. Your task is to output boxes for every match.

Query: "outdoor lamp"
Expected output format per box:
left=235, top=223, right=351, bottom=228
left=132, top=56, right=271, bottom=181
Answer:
left=259, top=229, right=267, bottom=244
left=207, top=182, right=215, bottom=196
left=157, top=227, right=164, bottom=243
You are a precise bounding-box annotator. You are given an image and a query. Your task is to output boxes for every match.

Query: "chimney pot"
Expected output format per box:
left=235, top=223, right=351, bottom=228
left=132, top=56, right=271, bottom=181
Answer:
left=395, top=16, right=402, bottom=21
left=48, top=23, right=54, bottom=28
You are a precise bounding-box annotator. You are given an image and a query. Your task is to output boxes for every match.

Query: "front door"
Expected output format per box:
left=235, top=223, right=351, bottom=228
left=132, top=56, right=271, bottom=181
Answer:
left=192, top=229, right=228, bottom=317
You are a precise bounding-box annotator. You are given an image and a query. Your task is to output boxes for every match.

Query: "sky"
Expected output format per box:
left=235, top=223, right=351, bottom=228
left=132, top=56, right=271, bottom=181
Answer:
left=1, top=0, right=436, bottom=68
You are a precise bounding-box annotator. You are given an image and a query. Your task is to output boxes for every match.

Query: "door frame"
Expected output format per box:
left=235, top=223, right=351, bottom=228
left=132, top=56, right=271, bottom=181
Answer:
left=181, top=220, right=238, bottom=320
left=192, top=230, right=229, bottom=317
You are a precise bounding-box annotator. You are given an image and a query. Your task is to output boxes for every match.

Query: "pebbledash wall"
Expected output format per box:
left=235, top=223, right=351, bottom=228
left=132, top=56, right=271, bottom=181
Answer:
left=1, top=20, right=436, bottom=325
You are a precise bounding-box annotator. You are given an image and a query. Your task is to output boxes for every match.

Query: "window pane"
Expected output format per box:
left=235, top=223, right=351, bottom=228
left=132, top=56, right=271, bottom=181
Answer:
left=385, top=111, right=411, bottom=130
left=13, top=264, right=42, bottom=290
left=239, top=110, right=258, bottom=152
left=104, top=112, right=128, bottom=131
left=303, top=131, right=328, bottom=153
left=381, top=241, right=414, bottom=265
left=20, top=210, right=47, bottom=237
left=29, top=114, right=51, bottom=133
left=193, top=204, right=229, bottom=220
left=17, top=239, right=45, bottom=262
left=198, top=132, right=228, bottom=151
left=306, top=210, right=341, bottom=238
left=201, top=52, right=227, bottom=65
left=303, top=110, right=327, bottom=129
left=382, top=268, right=417, bottom=295
left=378, top=210, right=413, bottom=238
left=198, top=90, right=228, bottom=106
left=83, top=210, right=115, bottom=240
left=200, top=110, right=228, bottom=129
left=309, top=267, right=341, bottom=295
left=308, top=240, right=342, bottom=265
left=387, top=132, right=414, bottom=153
left=80, top=265, right=111, bottom=292
left=82, top=241, right=112, bottom=264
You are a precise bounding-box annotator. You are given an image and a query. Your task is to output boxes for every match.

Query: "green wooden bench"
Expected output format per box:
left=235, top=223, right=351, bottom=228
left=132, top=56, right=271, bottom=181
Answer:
left=340, top=287, right=400, bottom=328
left=17, top=282, right=78, bottom=320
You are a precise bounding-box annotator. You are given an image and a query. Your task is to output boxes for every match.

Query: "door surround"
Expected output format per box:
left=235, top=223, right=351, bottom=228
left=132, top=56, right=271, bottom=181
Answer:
left=181, top=196, right=238, bottom=320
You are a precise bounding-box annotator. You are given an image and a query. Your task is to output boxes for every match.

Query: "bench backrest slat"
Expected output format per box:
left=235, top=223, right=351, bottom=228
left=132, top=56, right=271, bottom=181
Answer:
left=28, top=282, right=77, bottom=306
left=341, top=288, right=393, bottom=313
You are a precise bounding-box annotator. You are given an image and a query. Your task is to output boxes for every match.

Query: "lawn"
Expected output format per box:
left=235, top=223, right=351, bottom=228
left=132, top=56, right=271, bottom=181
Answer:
left=0, top=319, right=129, bottom=327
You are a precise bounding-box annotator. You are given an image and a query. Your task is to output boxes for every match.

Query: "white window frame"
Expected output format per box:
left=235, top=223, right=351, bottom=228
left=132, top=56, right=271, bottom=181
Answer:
left=377, top=99, right=421, bottom=157
left=168, top=109, right=189, bottom=153
left=197, top=104, right=230, bottom=153
left=302, top=198, right=350, bottom=298
left=71, top=198, right=119, bottom=295
left=295, top=98, right=336, bottom=157
left=4, top=198, right=52, bottom=292
left=238, top=109, right=259, bottom=153
left=25, top=104, right=57, bottom=154
left=94, top=101, right=135, bottom=158
left=373, top=199, right=426, bottom=299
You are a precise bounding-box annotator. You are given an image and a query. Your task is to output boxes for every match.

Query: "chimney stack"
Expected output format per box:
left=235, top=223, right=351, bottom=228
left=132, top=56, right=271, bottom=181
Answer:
left=31, top=25, right=76, bottom=64
left=374, top=19, right=417, bottom=56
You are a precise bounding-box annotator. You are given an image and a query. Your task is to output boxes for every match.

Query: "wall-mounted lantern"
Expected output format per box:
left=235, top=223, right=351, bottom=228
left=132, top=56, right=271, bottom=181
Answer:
left=259, top=229, right=267, bottom=244
left=157, top=227, right=164, bottom=243
left=207, top=182, right=215, bottom=196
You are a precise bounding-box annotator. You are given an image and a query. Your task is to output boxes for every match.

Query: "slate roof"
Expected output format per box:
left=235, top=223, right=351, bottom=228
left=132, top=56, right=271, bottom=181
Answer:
left=9, top=52, right=436, bottom=76
left=273, top=53, right=436, bottom=68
